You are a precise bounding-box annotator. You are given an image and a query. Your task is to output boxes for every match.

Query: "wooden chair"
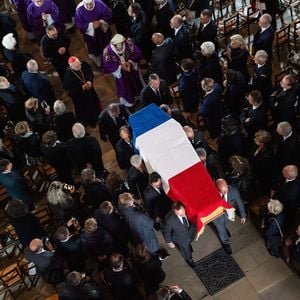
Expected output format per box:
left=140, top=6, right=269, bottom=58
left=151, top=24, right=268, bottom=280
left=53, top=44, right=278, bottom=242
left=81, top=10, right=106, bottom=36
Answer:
left=218, top=14, right=239, bottom=46
left=238, top=5, right=259, bottom=44
left=33, top=206, right=57, bottom=234
left=169, top=82, right=183, bottom=111
left=290, top=20, right=300, bottom=51
left=273, top=25, right=291, bottom=61
left=0, top=185, right=11, bottom=209
left=0, top=224, right=22, bottom=257
left=18, top=257, right=40, bottom=289
left=0, top=263, right=28, bottom=299
left=274, top=67, right=292, bottom=87
left=213, top=0, right=236, bottom=20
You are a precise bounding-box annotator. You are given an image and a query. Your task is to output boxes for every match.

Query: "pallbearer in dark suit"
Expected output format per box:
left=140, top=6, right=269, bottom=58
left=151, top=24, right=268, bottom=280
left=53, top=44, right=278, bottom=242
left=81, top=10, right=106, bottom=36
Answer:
left=140, top=73, right=172, bottom=107
left=155, top=0, right=175, bottom=38
left=98, top=103, right=129, bottom=148
left=115, top=126, right=135, bottom=170
left=163, top=201, right=197, bottom=268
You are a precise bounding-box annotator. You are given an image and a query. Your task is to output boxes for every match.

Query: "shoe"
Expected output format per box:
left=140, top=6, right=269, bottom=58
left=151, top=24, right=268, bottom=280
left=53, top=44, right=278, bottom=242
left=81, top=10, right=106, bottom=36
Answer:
left=186, top=260, right=196, bottom=269
left=222, top=244, right=232, bottom=255
left=157, top=248, right=170, bottom=261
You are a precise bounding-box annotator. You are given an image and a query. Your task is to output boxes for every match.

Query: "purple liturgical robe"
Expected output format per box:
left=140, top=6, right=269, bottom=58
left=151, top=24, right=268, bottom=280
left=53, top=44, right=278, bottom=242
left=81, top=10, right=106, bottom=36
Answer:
left=11, top=0, right=32, bottom=32
left=103, top=40, right=145, bottom=107
left=27, top=0, right=60, bottom=42
left=75, top=0, right=112, bottom=57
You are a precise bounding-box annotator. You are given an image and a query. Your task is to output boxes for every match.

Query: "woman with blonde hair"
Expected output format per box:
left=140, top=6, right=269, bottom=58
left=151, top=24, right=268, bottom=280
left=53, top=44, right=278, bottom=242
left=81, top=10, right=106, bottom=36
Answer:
left=223, top=34, right=250, bottom=82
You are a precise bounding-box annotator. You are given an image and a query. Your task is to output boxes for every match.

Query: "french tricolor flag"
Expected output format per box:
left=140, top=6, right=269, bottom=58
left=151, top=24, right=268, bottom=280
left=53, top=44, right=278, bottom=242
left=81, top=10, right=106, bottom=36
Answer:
left=129, top=104, right=233, bottom=236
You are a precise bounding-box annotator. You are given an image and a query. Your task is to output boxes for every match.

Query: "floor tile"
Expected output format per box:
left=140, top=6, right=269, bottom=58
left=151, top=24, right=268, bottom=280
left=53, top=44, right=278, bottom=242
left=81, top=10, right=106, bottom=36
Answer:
left=233, top=247, right=258, bottom=273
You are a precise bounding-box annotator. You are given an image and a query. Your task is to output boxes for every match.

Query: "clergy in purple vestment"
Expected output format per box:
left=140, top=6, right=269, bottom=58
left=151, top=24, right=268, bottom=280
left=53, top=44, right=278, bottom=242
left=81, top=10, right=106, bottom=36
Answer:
left=102, top=34, right=145, bottom=108
left=11, top=0, right=34, bottom=39
left=75, top=0, right=112, bottom=67
left=27, top=0, right=61, bottom=42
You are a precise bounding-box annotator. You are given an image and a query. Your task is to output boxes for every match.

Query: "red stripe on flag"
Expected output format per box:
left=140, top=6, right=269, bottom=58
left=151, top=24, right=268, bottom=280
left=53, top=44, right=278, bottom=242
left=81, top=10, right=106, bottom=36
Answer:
left=167, top=162, right=232, bottom=233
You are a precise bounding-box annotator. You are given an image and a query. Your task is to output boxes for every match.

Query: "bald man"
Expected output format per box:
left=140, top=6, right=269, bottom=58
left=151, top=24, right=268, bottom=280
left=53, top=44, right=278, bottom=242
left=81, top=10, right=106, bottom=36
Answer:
left=170, top=15, right=193, bottom=61
left=25, top=238, right=65, bottom=283
left=212, top=179, right=247, bottom=255
left=63, top=56, right=100, bottom=127
left=273, top=165, right=300, bottom=223
left=150, top=33, right=177, bottom=84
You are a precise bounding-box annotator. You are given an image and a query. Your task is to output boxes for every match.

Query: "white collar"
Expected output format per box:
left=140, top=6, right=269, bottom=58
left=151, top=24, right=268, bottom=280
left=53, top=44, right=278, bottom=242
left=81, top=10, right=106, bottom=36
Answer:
left=283, top=131, right=293, bottom=140
left=175, top=25, right=183, bottom=36
left=260, top=24, right=271, bottom=33
left=156, top=41, right=166, bottom=48
left=159, top=1, right=168, bottom=9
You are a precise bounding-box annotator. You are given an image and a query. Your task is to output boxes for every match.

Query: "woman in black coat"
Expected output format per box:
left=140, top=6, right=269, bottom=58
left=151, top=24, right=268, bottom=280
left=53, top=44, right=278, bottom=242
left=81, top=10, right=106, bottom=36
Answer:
left=5, top=200, right=46, bottom=247
left=223, top=34, right=250, bottom=83
left=250, top=130, right=275, bottom=194
left=132, top=244, right=165, bottom=296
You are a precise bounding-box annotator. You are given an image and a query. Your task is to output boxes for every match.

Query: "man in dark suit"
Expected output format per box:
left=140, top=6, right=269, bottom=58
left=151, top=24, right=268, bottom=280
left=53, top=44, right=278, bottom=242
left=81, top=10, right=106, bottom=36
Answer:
left=67, top=123, right=104, bottom=177
left=170, top=14, right=193, bottom=61
left=212, top=179, right=247, bottom=255
left=241, top=90, right=267, bottom=140
left=54, top=225, right=85, bottom=272
left=143, top=172, right=173, bottom=224
left=274, top=165, right=300, bottom=225
left=183, top=125, right=210, bottom=152
left=276, top=122, right=299, bottom=170
left=187, top=0, right=210, bottom=18
left=118, top=193, right=160, bottom=255
left=160, top=104, right=188, bottom=126
left=115, top=126, right=135, bottom=170
left=163, top=201, right=197, bottom=268
left=252, top=14, right=274, bottom=57
left=199, top=78, right=223, bottom=138
left=155, top=0, right=175, bottom=38
left=271, top=75, right=298, bottom=124
left=25, top=238, right=65, bottom=284
left=127, top=154, right=149, bottom=199
left=150, top=33, right=177, bottom=84
left=196, top=147, right=220, bottom=180
left=128, top=2, right=152, bottom=60
left=140, top=73, right=172, bottom=107
left=98, top=103, right=129, bottom=148
left=197, top=9, right=218, bottom=48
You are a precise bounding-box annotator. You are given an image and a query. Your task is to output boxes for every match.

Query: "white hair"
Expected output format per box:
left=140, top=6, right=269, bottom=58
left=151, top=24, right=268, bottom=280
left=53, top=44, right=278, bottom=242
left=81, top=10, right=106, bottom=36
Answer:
left=267, top=199, right=283, bottom=215
left=255, top=50, right=268, bottom=64
left=277, top=121, right=292, bottom=136
left=53, top=100, right=66, bottom=115
left=130, top=154, right=142, bottom=167
left=72, top=123, right=85, bottom=138
left=27, top=59, right=39, bottom=73
left=2, top=33, right=17, bottom=50
left=200, top=41, right=215, bottom=56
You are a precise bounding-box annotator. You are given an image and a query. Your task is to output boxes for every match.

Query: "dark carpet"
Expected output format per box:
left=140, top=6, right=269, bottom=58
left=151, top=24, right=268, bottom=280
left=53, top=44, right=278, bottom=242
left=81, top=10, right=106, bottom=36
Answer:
left=195, top=248, right=245, bottom=295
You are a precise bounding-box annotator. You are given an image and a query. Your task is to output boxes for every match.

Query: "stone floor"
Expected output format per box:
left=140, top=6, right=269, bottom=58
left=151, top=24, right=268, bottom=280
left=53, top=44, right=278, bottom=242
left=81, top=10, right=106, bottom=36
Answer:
left=1, top=3, right=300, bottom=299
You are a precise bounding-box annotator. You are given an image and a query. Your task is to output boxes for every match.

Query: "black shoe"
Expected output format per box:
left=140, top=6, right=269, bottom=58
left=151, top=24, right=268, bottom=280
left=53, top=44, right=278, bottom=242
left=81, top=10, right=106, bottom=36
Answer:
left=186, top=260, right=196, bottom=269
left=157, top=248, right=170, bottom=261
left=222, top=244, right=232, bottom=255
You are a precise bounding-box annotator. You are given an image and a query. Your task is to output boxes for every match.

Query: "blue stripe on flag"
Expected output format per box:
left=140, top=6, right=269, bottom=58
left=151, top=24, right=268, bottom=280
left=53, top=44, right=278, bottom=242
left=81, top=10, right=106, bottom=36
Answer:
left=129, top=104, right=170, bottom=143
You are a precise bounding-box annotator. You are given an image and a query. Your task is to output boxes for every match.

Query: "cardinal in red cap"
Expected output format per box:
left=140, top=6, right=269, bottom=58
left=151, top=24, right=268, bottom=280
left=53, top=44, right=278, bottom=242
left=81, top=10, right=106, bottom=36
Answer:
left=63, top=58, right=101, bottom=127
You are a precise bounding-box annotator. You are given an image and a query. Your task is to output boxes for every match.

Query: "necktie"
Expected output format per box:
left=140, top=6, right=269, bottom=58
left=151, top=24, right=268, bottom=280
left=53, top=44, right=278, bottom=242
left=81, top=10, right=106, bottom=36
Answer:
left=183, top=217, right=189, bottom=227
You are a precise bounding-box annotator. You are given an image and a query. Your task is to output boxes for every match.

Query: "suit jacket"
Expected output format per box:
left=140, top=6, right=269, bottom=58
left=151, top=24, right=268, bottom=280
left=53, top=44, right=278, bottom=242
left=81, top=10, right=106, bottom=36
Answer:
left=276, top=132, right=299, bottom=169
left=272, top=87, right=297, bottom=123
left=150, top=38, right=177, bottom=84
left=197, top=21, right=218, bottom=47
left=130, top=10, right=149, bottom=48
left=162, top=211, right=196, bottom=247
left=253, top=26, right=275, bottom=57
left=173, top=25, right=193, bottom=61
left=226, top=186, right=247, bottom=218
left=140, top=79, right=172, bottom=107
left=53, top=112, right=76, bottom=142
left=276, top=177, right=300, bottom=214
left=155, top=3, right=174, bottom=38
left=200, top=84, right=222, bottom=137
left=127, top=166, right=149, bottom=198
left=98, top=105, right=129, bottom=146
left=67, top=135, right=103, bottom=175
left=115, top=138, right=135, bottom=170
left=119, top=205, right=158, bottom=253
left=243, top=104, right=267, bottom=138
left=188, top=129, right=209, bottom=152
left=252, top=62, right=273, bottom=103
left=199, top=52, right=223, bottom=84
left=143, top=185, right=172, bottom=219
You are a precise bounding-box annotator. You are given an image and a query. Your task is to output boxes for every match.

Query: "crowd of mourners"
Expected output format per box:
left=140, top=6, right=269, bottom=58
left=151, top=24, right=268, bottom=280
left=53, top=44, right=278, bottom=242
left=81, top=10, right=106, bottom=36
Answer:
left=0, top=0, right=300, bottom=299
